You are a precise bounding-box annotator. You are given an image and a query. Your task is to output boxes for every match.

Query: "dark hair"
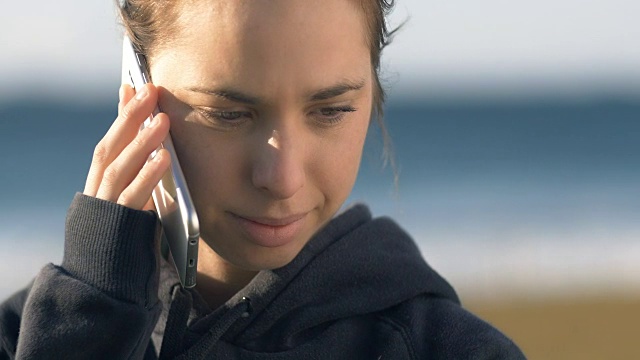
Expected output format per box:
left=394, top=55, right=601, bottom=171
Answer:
left=117, top=0, right=399, bottom=172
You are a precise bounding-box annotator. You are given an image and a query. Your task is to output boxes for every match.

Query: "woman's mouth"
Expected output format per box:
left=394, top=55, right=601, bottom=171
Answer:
left=228, top=212, right=308, bottom=248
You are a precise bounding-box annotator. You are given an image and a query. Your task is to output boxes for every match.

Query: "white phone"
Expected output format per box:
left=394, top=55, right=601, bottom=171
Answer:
left=121, top=35, right=199, bottom=288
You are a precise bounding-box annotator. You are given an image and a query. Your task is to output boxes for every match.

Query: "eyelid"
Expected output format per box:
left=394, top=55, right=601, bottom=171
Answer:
left=317, top=105, right=357, bottom=114
left=196, top=104, right=253, bottom=113
left=194, top=106, right=254, bottom=127
left=310, top=105, right=358, bottom=126
left=312, top=101, right=357, bottom=113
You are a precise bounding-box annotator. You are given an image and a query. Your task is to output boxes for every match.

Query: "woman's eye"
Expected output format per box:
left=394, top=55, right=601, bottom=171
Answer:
left=197, top=109, right=253, bottom=126
left=314, top=106, right=357, bottom=124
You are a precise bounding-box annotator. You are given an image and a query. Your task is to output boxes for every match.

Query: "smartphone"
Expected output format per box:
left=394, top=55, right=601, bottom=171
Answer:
left=121, top=35, right=199, bottom=288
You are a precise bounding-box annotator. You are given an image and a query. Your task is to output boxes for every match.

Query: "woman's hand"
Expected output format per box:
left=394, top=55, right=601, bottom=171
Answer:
left=83, top=83, right=171, bottom=210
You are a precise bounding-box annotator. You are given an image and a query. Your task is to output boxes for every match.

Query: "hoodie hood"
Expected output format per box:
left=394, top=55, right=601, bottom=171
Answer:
left=154, top=203, right=459, bottom=356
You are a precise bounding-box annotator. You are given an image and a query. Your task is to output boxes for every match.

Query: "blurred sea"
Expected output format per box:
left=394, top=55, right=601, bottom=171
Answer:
left=1, top=96, right=639, bottom=300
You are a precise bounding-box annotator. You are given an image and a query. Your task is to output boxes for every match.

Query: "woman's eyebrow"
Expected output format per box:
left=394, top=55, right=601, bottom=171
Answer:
left=185, top=87, right=260, bottom=105
left=184, top=78, right=365, bottom=105
left=309, top=79, right=366, bottom=101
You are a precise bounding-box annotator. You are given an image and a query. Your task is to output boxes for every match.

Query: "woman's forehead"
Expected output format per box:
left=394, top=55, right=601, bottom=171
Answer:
left=172, top=0, right=368, bottom=48
left=152, top=0, right=372, bottom=98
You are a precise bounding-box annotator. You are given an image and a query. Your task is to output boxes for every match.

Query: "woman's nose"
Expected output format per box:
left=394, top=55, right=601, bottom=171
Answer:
left=251, top=130, right=305, bottom=199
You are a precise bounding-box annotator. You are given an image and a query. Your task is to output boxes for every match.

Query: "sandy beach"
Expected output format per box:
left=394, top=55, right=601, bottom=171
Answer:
left=466, top=295, right=640, bottom=359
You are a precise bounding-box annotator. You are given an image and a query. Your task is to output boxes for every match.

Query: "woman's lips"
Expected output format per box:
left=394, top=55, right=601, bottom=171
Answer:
left=228, top=212, right=308, bottom=248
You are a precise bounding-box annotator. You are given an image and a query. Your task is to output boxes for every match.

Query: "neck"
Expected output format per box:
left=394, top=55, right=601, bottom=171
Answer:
left=195, top=239, right=258, bottom=310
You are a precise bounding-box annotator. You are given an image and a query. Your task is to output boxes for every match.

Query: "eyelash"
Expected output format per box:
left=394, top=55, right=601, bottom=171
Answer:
left=196, top=106, right=357, bottom=127
left=196, top=109, right=252, bottom=127
left=314, top=106, right=357, bottom=125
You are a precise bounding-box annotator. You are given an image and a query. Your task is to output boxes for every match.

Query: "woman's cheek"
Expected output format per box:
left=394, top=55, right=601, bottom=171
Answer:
left=322, top=128, right=368, bottom=203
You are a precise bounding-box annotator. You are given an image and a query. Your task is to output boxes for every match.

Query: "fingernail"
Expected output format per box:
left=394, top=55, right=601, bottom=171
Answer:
left=135, top=85, right=148, bottom=100
left=153, top=150, right=164, bottom=162
left=118, top=85, right=124, bottom=101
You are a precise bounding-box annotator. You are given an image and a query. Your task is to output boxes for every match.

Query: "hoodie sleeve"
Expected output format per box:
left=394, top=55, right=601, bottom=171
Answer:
left=4, top=193, right=162, bottom=360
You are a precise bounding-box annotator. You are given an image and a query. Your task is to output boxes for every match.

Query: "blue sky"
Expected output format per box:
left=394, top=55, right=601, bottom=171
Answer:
left=1, top=0, right=639, bottom=100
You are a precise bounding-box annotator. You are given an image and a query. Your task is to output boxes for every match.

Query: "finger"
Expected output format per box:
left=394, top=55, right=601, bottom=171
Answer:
left=105, top=83, right=159, bottom=162
left=142, top=196, right=156, bottom=212
left=84, top=83, right=158, bottom=196
left=118, top=84, right=135, bottom=115
left=118, top=148, right=171, bottom=210
left=95, top=112, right=170, bottom=203
left=84, top=84, right=129, bottom=196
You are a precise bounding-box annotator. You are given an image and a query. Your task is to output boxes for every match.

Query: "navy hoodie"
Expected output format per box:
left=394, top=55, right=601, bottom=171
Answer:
left=0, top=194, right=525, bottom=359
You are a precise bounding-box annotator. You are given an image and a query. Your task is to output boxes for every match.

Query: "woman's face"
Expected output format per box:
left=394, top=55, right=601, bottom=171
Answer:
left=150, top=0, right=373, bottom=271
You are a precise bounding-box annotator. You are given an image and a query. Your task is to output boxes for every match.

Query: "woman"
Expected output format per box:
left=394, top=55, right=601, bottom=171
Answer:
left=0, top=0, right=524, bottom=358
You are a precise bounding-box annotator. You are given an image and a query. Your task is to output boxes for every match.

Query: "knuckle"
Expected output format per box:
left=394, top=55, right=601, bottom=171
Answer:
left=101, top=165, right=119, bottom=186
left=120, top=102, right=136, bottom=121
left=137, top=170, right=150, bottom=185
left=156, top=150, right=171, bottom=168
left=92, top=142, right=109, bottom=165
left=118, top=192, right=131, bottom=207
left=131, top=134, right=145, bottom=148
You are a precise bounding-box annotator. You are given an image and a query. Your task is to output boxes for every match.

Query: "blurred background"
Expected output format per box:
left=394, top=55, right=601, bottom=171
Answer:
left=1, top=1, right=638, bottom=358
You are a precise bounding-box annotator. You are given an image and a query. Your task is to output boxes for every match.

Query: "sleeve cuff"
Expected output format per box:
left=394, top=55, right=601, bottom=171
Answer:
left=61, top=193, right=160, bottom=306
